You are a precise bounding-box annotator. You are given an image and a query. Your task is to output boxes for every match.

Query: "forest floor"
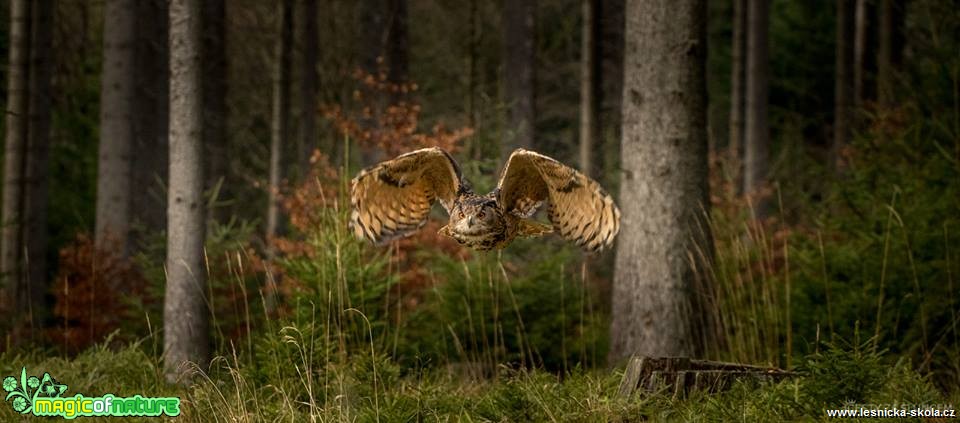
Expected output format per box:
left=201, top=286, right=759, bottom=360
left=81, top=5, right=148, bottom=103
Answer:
left=1, top=338, right=956, bottom=422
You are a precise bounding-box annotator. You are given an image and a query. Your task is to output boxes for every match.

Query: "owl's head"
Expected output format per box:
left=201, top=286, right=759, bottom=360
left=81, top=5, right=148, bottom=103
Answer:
left=449, top=196, right=505, bottom=236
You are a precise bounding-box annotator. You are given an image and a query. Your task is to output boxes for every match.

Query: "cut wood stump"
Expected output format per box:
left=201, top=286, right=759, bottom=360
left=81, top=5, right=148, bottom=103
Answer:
left=617, top=356, right=794, bottom=397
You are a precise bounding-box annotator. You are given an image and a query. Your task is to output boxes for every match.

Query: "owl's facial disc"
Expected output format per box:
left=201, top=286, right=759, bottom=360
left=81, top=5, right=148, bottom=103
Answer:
left=450, top=201, right=502, bottom=236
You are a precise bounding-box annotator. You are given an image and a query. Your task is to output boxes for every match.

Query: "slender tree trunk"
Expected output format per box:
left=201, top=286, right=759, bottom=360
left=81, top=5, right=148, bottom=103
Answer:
left=743, top=0, right=770, bottom=217
left=609, top=0, right=709, bottom=363
left=387, top=0, right=408, bottom=86
left=300, top=0, right=319, bottom=174
left=202, top=0, right=227, bottom=222
left=467, top=0, right=477, bottom=129
left=600, top=0, right=625, bottom=188
left=579, top=0, right=601, bottom=179
left=266, top=0, right=293, bottom=249
left=876, top=0, right=895, bottom=107
left=2, top=0, right=30, bottom=314
left=22, top=0, right=55, bottom=322
left=502, top=0, right=537, bottom=161
left=466, top=0, right=479, bottom=159
left=132, top=0, right=170, bottom=247
left=360, top=1, right=385, bottom=72
left=853, top=0, right=868, bottom=108
left=358, top=0, right=387, bottom=167
left=834, top=0, right=855, bottom=171
left=164, top=0, right=208, bottom=383
left=728, top=0, right=746, bottom=194
left=96, top=0, right=136, bottom=255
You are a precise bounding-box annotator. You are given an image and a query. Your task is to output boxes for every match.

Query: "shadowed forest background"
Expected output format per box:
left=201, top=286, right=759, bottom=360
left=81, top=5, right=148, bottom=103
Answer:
left=0, top=0, right=958, bottom=420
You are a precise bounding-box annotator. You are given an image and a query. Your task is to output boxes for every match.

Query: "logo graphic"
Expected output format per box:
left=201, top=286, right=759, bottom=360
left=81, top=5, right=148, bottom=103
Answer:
left=3, top=367, right=180, bottom=419
left=3, top=367, right=67, bottom=414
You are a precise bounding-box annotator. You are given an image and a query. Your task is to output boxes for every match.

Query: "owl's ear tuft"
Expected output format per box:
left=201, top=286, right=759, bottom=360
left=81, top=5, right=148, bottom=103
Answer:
left=458, top=178, right=473, bottom=195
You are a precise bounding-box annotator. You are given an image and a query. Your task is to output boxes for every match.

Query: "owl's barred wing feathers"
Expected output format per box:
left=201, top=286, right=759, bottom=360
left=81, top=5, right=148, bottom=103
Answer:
left=497, top=149, right=620, bottom=252
left=350, top=147, right=462, bottom=243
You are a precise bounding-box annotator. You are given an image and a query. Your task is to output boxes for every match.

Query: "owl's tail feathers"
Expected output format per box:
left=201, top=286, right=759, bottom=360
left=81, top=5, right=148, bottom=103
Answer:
left=516, top=220, right=553, bottom=238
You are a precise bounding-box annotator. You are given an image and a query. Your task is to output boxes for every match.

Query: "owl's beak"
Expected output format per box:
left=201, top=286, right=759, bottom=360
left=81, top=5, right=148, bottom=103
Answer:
left=467, top=216, right=475, bottom=227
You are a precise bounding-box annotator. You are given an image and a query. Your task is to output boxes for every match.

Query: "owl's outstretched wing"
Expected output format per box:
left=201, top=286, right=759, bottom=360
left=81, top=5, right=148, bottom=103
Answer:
left=497, top=149, right=620, bottom=252
left=350, top=147, right=463, bottom=243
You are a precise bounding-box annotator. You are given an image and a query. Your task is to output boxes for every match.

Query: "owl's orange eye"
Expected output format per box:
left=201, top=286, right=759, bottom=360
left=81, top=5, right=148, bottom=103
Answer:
left=478, top=211, right=485, bottom=218
left=459, top=211, right=465, bottom=219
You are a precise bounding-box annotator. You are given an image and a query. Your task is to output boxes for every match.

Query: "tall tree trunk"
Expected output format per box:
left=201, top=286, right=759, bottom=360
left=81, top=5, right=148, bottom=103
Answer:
left=728, top=0, right=746, bottom=194
left=300, top=0, right=319, bottom=174
left=266, top=0, right=293, bottom=251
left=22, top=0, right=55, bottom=323
left=360, top=1, right=385, bottom=72
left=853, top=0, right=868, bottom=108
left=164, top=0, right=208, bottom=383
left=96, top=0, right=136, bottom=255
left=579, top=0, right=601, bottom=179
left=501, top=0, right=537, bottom=161
left=743, top=0, right=770, bottom=217
left=834, top=0, right=855, bottom=171
left=132, top=0, right=170, bottom=247
left=202, top=0, right=227, bottom=222
left=466, top=0, right=479, bottom=158
left=876, top=0, right=896, bottom=107
left=2, top=0, right=30, bottom=315
left=600, top=0, right=625, bottom=188
left=387, top=0, right=408, bottom=86
left=609, top=0, right=709, bottom=362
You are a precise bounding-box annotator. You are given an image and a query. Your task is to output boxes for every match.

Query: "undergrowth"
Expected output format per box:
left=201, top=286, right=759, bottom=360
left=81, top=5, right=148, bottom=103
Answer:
left=1, top=336, right=952, bottom=421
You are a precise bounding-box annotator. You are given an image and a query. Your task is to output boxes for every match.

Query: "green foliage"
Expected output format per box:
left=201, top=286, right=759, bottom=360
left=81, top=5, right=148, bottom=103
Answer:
left=248, top=172, right=607, bottom=383
left=399, top=247, right=607, bottom=373
left=7, top=0, right=959, bottom=419
left=0, top=337, right=948, bottom=422
left=703, top=0, right=960, bottom=390
left=785, top=60, right=960, bottom=387
left=128, top=218, right=264, bottom=354
left=799, top=343, right=889, bottom=409
left=244, top=196, right=399, bottom=389
left=0, top=338, right=178, bottom=422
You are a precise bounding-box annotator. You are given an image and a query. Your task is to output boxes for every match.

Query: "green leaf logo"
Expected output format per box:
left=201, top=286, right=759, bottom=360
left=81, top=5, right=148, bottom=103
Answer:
left=2, top=367, right=68, bottom=414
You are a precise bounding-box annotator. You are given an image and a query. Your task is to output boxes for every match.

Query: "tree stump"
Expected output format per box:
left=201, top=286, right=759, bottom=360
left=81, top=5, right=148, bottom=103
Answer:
left=617, top=356, right=794, bottom=397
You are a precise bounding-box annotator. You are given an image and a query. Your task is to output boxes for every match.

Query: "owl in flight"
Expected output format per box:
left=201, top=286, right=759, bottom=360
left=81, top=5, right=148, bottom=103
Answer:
left=350, top=147, right=620, bottom=252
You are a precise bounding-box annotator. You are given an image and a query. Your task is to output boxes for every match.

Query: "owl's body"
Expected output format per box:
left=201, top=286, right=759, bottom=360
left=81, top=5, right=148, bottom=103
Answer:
left=440, top=191, right=553, bottom=250
left=443, top=192, right=509, bottom=250
left=350, top=147, right=620, bottom=252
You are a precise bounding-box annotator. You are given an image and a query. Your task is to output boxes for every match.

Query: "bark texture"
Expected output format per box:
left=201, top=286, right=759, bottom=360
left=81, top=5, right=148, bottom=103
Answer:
left=600, top=0, right=625, bottom=187
left=202, top=0, right=227, bottom=222
left=876, top=0, right=899, bottom=107
left=23, top=0, right=55, bottom=318
left=467, top=0, right=478, bottom=132
left=743, top=0, right=770, bottom=216
left=579, top=0, right=601, bottom=178
left=164, top=0, right=209, bottom=383
left=300, top=0, right=319, bottom=174
left=361, top=0, right=386, bottom=71
left=2, top=0, right=31, bottom=311
left=387, top=0, right=408, bottom=85
left=833, top=0, right=855, bottom=170
left=96, top=0, right=137, bottom=255
left=266, top=0, right=293, bottom=247
left=853, top=0, right=868, bottom=108
left=132, top=0, right=170, bottom=245
left=609, top=0, right=709, bottom=363
left=728, top=0, right=746, bottom=193
left=502, top=0, right=537, bottom=161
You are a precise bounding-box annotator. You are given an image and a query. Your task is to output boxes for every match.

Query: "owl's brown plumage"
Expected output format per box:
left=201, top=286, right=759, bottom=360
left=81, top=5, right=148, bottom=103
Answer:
left=350, top=147, right=620, bottom=252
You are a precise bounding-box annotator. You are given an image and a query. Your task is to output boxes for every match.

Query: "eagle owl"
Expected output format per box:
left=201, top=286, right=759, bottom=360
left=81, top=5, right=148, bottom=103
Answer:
left=350, top=147, right=620, bottom=252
